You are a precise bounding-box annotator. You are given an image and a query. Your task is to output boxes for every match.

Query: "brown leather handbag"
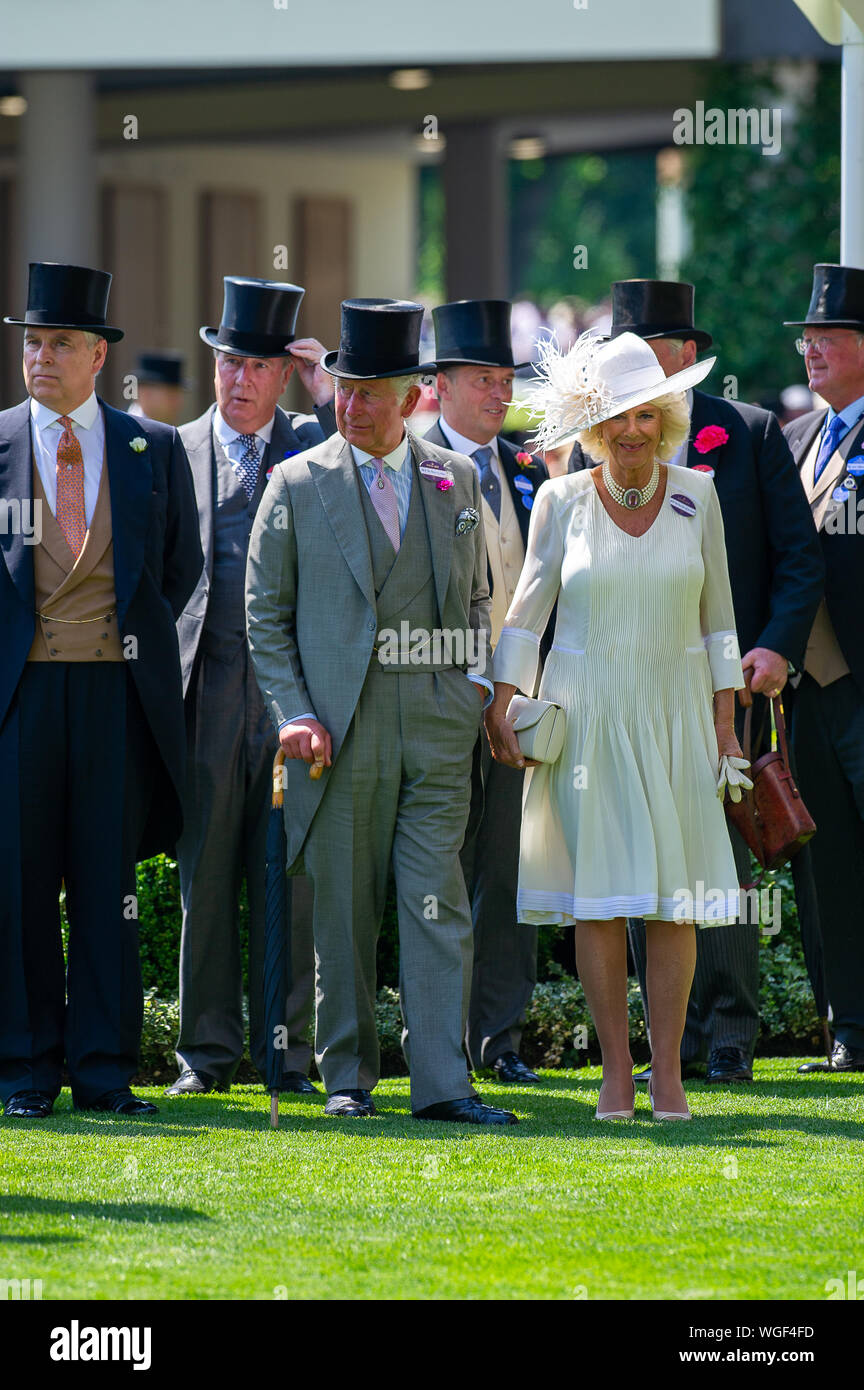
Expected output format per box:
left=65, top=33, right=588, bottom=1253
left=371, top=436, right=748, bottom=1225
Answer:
left=724, top=694, right=816, bottom=872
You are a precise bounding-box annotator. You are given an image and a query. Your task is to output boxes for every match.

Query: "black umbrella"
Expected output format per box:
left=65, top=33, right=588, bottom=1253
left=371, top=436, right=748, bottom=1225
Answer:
left=264, top=748, right=292, bottom=1129
left=264, top=749, right=323, bottom=1127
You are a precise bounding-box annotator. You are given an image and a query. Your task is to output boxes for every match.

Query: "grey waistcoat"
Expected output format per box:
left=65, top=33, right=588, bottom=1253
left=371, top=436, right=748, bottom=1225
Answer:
left=201, top=434, right=269, bottom=660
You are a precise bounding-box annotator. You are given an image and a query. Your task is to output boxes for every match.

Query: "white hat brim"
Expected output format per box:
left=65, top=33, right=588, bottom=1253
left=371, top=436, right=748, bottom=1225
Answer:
left=538, top=354, right=716, bottom=452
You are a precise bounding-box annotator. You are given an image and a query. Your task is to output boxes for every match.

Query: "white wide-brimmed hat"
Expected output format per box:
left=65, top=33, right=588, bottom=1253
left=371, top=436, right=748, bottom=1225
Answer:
left=524, top=329, right=716, bottom=451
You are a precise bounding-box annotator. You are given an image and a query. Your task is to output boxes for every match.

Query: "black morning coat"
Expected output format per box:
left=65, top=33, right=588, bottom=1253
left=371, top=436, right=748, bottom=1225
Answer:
left=0, top=397, right=204, bottom=860
left=784, top=406, right=864, bottom=695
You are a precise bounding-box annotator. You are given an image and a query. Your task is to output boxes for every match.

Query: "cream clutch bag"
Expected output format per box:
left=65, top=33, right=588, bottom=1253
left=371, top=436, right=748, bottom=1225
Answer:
left=507, top=695, right=566, bottom=765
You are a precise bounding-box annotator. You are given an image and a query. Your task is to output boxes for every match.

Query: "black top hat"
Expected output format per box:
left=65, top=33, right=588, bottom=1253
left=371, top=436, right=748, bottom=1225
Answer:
left=135, top=351, right=190, bottom=389
left=323, top=299, right=437, bottom=380
left=783, top=263, right=864, bottom=329
left=4, top=262, right=124, bottom=342
left=431, top=299, right=529, bottom=370
left=200, top=277, right=305, bottom=358
left=608, top=279, right=712, bottom=350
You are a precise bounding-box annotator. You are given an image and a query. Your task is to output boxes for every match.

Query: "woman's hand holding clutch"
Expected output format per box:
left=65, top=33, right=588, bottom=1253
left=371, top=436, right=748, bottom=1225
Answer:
left=484, top=684, right=539, bottom=769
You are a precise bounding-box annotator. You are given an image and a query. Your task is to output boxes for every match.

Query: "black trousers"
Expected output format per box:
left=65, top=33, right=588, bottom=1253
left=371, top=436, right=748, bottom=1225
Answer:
left=460, top=736, right=537, bottom=1068
left=0, top=662, right=156, bottom=1105
left=627, top=697, right=765, bottom=1061
left=790, top=673, right=864, bottom=1050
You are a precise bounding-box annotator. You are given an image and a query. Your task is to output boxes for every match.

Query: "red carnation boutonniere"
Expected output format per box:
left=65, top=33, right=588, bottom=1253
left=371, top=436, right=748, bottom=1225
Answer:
left=693, top=425, right=729, bottom=455
left=515, top=451, right=537, bottom=468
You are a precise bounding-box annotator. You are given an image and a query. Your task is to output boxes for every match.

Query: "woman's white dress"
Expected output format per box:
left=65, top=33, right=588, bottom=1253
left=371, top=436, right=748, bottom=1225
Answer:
left=491, top=464, right=745, bottom=927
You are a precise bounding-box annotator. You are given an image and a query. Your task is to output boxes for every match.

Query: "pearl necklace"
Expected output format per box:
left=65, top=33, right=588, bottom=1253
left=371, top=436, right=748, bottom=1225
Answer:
left=602, top=459, right=660, bottom=510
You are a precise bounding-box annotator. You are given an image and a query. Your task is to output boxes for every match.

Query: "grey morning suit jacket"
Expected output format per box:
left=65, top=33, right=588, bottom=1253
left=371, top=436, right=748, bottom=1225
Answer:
left=177, top=401, right=335, bottom=695
left=244, top=427, right=492, bottom=869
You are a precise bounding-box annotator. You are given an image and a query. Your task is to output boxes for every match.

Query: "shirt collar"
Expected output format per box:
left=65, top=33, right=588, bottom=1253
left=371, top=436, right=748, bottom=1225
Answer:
left=31, top=391, right=100, bottom=431
left=827, top=392, right=864, bottom=432
left=438, top=418, right=499, bottom=462
left=213, top=407, right=275, bottom=447
left=350, top=433, right=409, bottom=472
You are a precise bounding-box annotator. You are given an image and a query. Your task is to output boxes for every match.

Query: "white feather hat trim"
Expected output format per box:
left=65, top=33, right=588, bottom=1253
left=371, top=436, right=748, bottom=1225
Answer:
left=523, top=329, right=716, bottom=451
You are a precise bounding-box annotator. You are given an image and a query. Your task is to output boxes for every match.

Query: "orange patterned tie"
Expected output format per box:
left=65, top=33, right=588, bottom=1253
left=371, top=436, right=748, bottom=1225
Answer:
left=55, top=415, right=87, bottom=557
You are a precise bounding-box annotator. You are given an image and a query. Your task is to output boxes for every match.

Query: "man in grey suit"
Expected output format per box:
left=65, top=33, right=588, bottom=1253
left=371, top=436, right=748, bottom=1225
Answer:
left=246, top=297, right=517, bottom=1124
left=168, top=276, right=336, bottom=1097
left=426, top=299, right=548, bottom=1086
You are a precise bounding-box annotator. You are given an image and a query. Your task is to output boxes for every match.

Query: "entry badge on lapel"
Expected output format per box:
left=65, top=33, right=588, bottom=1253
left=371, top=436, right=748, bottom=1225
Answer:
left=513, top=473, right=535, bottom=511
left=419, top=458, right=455, bottom=492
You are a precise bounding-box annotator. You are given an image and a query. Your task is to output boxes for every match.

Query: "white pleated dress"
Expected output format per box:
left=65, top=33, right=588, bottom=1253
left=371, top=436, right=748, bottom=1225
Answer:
left=491, top=465, right=745, bottom=927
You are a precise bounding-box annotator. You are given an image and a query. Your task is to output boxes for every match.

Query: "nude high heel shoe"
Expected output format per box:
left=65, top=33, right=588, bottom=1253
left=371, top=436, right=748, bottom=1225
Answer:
left=595, top=1080, right=636, bottom=1120
left=648, top=1077, right=691, bottom=1121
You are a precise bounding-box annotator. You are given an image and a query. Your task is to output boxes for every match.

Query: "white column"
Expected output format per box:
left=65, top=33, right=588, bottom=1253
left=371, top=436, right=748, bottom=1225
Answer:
left=841, top=18, right=864, bottom=265
left=18, top=71, right=97, bottom=271
left=655, top=148, right=690, bottom=283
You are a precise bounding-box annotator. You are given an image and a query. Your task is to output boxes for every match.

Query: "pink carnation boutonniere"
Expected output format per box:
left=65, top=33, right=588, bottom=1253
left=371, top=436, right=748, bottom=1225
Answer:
left=515, top=451, right=536, bottom=468
left=436, top=477, right=454, bottom=491
left=693, top=425, right=729, bottom=455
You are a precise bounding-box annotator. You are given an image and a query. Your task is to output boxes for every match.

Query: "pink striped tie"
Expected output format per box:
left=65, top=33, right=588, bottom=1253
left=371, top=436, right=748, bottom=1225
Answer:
left=369, top=459, right=400, bottom=552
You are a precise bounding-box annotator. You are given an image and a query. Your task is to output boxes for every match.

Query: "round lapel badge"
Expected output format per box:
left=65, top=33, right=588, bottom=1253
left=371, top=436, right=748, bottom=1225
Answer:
left=513, top=473, right=534, bottom=493
left=846, top=455, right=864, bottom=476
left=521, top=494, right=534, bottom=511
left=832, top=485, right=851, bottom=502
left=670, top=493, right=697, bottom=517
left=843, top=475, right=858, bottom=491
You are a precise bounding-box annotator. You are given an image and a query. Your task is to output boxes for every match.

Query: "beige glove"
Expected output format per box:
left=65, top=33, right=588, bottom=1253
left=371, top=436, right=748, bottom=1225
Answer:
left=717, top=754, right=753, bottom=803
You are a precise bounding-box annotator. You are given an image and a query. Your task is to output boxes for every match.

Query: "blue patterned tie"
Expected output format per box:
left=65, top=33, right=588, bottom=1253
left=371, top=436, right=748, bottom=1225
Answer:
left=474, top=445, right=501, bottom=521
left=813, top=414, right=846, bottom=484
left=235, top=433, right=261, bottom=500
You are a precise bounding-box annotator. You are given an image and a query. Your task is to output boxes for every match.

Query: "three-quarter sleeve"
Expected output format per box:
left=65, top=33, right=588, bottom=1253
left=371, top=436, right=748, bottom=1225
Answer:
left=699, top=479, right=745, bottom=692
left=492, top=479, right=564, bottom=694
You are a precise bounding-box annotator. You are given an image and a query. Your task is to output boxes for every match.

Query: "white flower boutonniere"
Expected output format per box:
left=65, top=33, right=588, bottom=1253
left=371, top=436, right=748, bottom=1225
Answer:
left=130, top=436, right=148, bottom=453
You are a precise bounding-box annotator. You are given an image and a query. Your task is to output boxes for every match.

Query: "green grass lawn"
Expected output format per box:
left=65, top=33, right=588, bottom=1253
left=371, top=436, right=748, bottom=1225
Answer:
left=1, top=1060, right=861, bottom=1302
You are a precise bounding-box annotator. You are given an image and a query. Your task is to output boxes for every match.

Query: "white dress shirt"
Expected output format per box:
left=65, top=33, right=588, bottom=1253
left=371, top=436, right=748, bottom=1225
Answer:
left=213, top=407, right=275, bottom=483
left=437, top=421, right=501, bottom=478
left=30, top=392, right=105, bottom=527
left=351, top=435, right=412, bottom=537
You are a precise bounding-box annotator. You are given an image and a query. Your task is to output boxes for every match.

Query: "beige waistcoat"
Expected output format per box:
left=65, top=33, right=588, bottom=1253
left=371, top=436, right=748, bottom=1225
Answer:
left=27, top=450, right=124, bottom=662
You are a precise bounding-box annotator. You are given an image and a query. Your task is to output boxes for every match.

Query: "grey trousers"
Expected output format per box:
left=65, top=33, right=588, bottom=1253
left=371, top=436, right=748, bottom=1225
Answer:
left=175, top=648, right=314, bottom=1082
left=628, top=825, right=759, bottom=1060
left=460, top=736, right=538, bottom=1068
left=303, top=664, right=479, bottom=1112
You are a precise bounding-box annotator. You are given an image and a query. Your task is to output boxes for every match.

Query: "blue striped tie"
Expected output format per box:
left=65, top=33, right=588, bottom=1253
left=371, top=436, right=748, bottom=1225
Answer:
left=813, top=415, right=845, bottom=484
left=474, top=445, right=500, bottom=521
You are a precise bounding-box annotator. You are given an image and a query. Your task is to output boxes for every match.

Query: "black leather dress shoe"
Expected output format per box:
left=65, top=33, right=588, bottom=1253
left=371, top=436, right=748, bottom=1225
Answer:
left=798, top=1040, right=864, bottom=1074
left=164, top=1068, right=226, bottom=1096
left=414, top=1096, right=518, bottom=1125
left=279, top=1072, right=321, bottom=1095
left=4, top=1090, right=54, bottom=1118
left=706, top=1046, right=753, bottom=1083
left=324, top=1089, right=376, bottom=1117
left=633, top=1062, right=703, bottom=1084
left=78, top=1089, right=159, bottom=1117
left=491, top=1052, right=541, bottom=1084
